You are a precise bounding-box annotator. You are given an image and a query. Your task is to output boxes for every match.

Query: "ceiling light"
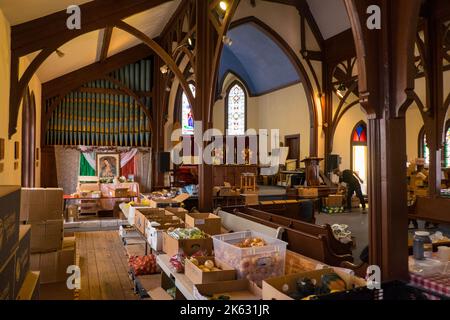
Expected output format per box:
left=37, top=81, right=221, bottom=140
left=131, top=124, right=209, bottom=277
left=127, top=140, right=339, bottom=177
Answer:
left=165, top=86, right=171, bottom=92
left=55, top=49, right=65, bottom=58
left=219, top=1, right=228, bottom=11
left=222, top=35, right=233, bottom=46
left=160, top=65, right=169, bottom=74
left=187, top=35, right=196, bottom=51
left=337, top=84, right=346, bottom=98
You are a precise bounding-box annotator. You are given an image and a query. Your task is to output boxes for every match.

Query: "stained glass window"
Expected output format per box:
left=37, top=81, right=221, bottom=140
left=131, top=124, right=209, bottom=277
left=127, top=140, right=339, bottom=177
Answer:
left=422, top=133, right=430, bottom=166
left=227, top=83, right=246, bottom=136
left=445, top=126, right=450, bottom=168
left=182, top=84, right=196, bottom=135
left=352, top=123, right=367, bottom=143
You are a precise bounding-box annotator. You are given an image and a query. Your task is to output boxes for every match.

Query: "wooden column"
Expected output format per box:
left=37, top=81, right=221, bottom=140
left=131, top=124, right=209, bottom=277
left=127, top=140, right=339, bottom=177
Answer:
left=196, top=0, right=213, bottom=211
left=423, top=3, right=445, bottom=198
left=152, top=56, right=166, bottom=190
left=345, top=0, right=421, bottom=280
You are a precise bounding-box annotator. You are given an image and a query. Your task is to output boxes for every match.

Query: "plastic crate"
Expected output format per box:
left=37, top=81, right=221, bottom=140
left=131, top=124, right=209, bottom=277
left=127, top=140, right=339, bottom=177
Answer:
left=212, top=231, right=287, bottom=286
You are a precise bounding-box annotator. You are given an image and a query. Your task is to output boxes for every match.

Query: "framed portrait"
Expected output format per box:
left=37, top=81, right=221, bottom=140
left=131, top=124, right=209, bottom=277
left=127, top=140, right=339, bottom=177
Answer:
left=96, top=153, right=120, bottom=179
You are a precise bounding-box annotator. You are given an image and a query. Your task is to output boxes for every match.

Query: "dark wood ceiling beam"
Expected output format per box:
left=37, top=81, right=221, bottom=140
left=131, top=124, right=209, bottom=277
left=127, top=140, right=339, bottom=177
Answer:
left=99, top=27, right=114, bottom=62
left=324, top=29, right=355, bottom=64
left=43, top=43, right=154, bottom=99
left=11, top=0, right=171, bottom=56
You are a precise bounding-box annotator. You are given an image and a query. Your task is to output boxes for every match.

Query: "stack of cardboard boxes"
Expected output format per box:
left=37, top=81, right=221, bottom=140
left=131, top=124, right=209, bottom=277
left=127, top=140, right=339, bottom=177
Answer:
left=21, top=188, right=76, bottom=285
left=0, top=186, right=39, bottom=300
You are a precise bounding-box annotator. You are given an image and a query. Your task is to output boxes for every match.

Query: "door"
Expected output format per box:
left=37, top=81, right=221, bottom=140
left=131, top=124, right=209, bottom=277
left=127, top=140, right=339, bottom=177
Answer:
left=284, top=134, right=300, bottom=161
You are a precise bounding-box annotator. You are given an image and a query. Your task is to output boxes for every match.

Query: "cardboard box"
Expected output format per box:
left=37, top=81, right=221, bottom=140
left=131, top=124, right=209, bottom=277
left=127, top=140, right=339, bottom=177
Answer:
left=145, top=215, right=184, bottom=231
left=185, top=213, right=222, bottom=236
left=146, top=217, right=185, bottom=251
left=0, top=186, right=20, bottom=266
left=325, top=195, right=344, bottom=207
left=262, top=268, right=366, bottom=300
left=30, top=220, right=64, bottom=253
left=134, top=208, right=166, bottom=236
left=108, top=187, right=130, bottom=198
left=298, top=188, right=319, bottom=198
left=414, top=188, right=428, bottom=197
left=20, top=188, right=64, bottom=222
left=218, top=187, right=241, bottom=197
left=165, top=207, right=189, bottom=221
left=193, top=279, right=261, bottom=300
left=0, top=253, right=15, bottom=300
left=16, top=271, right=40, bottom=300
left=128, top=205, right=151, bottom=225
left=162, top=232, right=213, bottom=257
left=185, top=256, right=236, bottom=284
left=30, top=237, right=76, bottom=284
left=15, top=225, right=31, bottom=297
left=242, top=193, right=259, bottom=206
left=149, top=193, right=190, bottom=208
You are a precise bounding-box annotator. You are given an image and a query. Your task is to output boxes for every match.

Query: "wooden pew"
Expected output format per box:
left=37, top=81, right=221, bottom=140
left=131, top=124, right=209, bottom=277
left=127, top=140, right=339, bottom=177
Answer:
left=252, top=201, right=316, bottom=223
left=231, top=210, right=354, bottom=266
left=240, top=207, right=353, bottom=256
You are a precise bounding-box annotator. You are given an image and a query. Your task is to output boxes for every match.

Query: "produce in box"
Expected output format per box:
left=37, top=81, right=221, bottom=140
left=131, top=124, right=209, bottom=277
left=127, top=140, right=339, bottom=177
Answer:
left=128, top=255, right=159, bottom=276
left=167, top=227, right=208, bottom=240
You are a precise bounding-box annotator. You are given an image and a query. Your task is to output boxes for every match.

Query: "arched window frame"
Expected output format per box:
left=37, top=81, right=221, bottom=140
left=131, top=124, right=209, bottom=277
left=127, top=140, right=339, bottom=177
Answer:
left=225, top=81, right=248, bottom=136
left=350, top=121, right=368, bottom=171
left=418, top=126, right=430, bottom=166
left=444, top=120, right=450, bottom=168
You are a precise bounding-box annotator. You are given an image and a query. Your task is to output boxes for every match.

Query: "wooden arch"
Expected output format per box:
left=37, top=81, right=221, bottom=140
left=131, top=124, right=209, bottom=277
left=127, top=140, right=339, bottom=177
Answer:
left=10, top=14, right=193, bottom=138
left=220, top=16, right=320, bottom=156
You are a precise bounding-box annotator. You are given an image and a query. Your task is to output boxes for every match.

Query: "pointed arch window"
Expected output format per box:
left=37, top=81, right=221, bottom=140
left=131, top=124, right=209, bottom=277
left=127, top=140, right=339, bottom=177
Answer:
left=226, top=82, right=247, bottom=136
left=418, top=127, right=430, bottom=166
left=181, top=83, right=196, bottom=135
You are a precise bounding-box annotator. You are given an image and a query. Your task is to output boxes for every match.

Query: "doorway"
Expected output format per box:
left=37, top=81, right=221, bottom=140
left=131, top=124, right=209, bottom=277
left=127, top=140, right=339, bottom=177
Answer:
left=285, top=134, right=300, bottom=161
left=351, top=122, right=368, bottom=195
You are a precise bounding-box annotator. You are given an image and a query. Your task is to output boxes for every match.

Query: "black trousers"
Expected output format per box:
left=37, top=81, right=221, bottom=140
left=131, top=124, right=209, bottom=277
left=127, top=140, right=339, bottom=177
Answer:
left=347, top=182, right=366, bottom=209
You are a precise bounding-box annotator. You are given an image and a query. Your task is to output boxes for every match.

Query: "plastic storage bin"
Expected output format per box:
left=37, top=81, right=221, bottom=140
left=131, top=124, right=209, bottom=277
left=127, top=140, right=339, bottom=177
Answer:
left=212, top=231, right=287, bottom=286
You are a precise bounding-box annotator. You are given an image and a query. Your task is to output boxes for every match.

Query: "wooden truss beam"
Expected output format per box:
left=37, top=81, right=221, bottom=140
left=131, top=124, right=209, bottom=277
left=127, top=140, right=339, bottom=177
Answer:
left=42, top=43, right=154, bottom=99
left=99, top=27, right=114, bottom=62
left=11, top=0, right=171, bottom=56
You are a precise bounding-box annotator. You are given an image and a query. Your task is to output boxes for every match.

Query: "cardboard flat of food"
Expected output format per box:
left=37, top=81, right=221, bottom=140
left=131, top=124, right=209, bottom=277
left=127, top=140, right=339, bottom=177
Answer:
left=285, top=250, right=320, bottom=275
left=185, top=213, right=222, bottom=236
left=16, top=271, right=40, bottom=300
left=262, top=268, right=366, bottom=300
left=194, top=279, right=261, bottom=300
left=30, top=219, right=64, bottom=254
left=149, top=193, right=190, bottom=208
left=134, top=208, right=166, bottom=235
left=165, top=207, right=188, bottom=221
left=162, top=232, right=213, bottom=257
left=185, top=256, right=236, bottom=284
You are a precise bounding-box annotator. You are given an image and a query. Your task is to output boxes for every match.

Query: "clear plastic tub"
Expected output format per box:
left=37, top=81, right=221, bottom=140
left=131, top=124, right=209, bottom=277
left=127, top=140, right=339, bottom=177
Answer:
left=212, top=231, right=287, bottom=286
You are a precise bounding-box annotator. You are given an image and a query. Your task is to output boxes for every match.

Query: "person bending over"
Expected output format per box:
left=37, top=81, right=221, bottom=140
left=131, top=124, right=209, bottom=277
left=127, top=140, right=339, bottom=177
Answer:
left=334, top=169, right=366, bottom=211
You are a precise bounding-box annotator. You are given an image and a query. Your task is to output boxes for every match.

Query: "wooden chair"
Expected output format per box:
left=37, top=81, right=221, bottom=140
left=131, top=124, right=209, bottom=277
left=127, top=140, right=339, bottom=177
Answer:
left=240, top=173, right=257, bottom=192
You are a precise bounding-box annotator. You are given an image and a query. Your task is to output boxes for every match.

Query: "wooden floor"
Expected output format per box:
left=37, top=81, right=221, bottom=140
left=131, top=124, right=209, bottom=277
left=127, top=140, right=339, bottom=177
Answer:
left=76, top=231, right=137, bottom=300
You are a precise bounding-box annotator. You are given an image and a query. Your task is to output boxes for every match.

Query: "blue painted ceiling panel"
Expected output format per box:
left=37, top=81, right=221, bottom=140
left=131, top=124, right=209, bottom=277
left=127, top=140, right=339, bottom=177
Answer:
left=218, top=23, right=300, bottom=95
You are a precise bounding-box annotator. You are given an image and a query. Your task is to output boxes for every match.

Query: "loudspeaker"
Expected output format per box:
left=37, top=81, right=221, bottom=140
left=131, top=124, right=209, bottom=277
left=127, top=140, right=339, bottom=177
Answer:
left=158, top=152, right=171, bottom=173
left=326, top=154, right=340, bottom=173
